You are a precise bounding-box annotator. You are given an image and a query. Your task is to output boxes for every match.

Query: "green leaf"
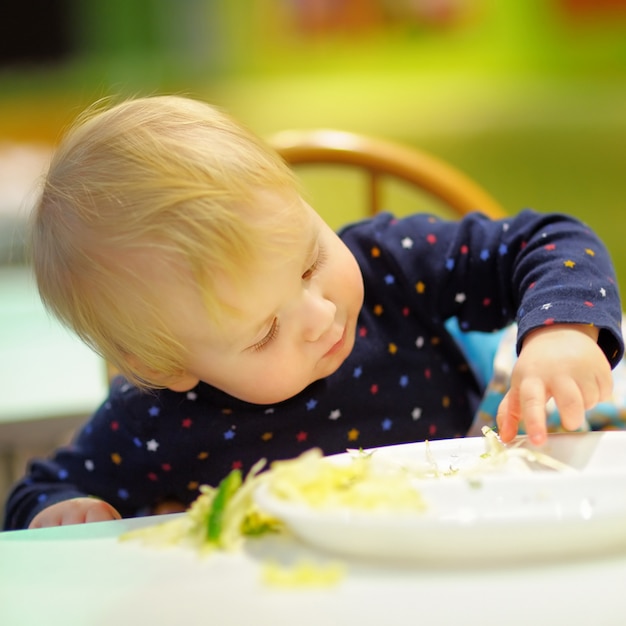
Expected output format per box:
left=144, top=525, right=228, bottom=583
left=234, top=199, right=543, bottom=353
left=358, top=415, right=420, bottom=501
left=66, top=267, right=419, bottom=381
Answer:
left=206, top=469, right=242, bottom=542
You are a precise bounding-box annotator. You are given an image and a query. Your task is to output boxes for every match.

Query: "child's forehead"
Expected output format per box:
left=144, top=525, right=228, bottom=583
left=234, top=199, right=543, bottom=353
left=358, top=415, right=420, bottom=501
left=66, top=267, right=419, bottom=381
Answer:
left=246, top=192, right=314, bottom=252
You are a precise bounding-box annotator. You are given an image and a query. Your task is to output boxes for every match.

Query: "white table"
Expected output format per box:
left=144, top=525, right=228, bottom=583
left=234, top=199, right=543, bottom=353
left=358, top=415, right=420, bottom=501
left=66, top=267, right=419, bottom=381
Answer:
left=0, top=511, right=624, bottom=626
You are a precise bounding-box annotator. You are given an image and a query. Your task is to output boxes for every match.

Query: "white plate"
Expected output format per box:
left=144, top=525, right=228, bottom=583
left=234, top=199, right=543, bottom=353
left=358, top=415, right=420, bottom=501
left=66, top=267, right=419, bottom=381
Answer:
left=255, top=432, right=626, bottom=564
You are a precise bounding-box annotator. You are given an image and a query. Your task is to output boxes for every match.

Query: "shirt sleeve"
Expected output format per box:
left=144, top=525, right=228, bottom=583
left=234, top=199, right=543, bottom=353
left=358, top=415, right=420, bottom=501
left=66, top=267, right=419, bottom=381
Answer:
left=2, top=378, right=169, bottom=530
left=341, top=209, right=624, bottom=367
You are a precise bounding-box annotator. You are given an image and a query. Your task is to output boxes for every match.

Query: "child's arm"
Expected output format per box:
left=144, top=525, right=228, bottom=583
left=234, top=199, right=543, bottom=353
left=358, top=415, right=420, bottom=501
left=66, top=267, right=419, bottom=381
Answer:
left=496, top=323, right=613, bottom=445
left=3, top=378, right=175, bottom=531
left=28, top=497, right=121, bottom=528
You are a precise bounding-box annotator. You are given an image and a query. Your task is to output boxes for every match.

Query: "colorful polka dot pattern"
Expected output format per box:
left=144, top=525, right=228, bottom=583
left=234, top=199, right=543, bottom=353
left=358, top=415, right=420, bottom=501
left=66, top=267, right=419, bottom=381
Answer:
left=5, top=210, right=623, bottom=529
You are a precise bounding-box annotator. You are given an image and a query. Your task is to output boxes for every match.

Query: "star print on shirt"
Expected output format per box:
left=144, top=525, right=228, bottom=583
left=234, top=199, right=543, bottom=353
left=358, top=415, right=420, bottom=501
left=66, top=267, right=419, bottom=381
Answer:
left=10, top=210, right=623, bottom=534
left=146, top=439, right=159, bottom=452
left=564, top=260, right=576, bottom=268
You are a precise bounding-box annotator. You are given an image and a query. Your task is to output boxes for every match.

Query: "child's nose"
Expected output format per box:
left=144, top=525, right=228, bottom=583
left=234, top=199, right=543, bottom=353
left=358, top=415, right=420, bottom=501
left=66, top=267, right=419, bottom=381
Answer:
left=301, top=289, right=336, bottom=343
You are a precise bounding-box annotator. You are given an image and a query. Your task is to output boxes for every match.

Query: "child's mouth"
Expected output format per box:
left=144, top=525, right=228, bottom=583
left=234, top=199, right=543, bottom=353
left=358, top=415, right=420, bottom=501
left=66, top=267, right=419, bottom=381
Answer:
left=323, top=328, right=346, bottom=358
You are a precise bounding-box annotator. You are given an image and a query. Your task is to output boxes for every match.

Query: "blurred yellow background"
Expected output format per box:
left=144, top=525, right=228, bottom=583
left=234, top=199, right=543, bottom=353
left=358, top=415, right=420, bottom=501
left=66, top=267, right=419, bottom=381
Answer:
left=1, top=0, right=625, bottom=288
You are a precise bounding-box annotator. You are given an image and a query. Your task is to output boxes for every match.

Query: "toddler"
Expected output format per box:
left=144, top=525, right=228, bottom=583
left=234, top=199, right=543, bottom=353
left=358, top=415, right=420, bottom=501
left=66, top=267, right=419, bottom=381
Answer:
left=3, top=95, right=622, bottom=530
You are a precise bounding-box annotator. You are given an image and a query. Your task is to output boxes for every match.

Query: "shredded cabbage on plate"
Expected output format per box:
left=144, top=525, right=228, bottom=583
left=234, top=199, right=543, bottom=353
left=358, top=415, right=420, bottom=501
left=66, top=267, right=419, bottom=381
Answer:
left=121, top=427, right=572, bottom=552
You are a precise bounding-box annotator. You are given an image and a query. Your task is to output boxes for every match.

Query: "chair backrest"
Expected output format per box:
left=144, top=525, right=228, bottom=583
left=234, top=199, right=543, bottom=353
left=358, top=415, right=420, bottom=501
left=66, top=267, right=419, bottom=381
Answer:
left=269, top=129, right=505, bottom=220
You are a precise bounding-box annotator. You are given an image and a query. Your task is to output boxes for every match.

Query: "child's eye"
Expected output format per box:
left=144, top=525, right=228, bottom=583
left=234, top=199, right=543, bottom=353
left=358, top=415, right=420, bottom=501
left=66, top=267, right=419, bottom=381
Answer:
left=302, top=246, right=327, bottom=281
left=252, top=318, right=279, bottom=352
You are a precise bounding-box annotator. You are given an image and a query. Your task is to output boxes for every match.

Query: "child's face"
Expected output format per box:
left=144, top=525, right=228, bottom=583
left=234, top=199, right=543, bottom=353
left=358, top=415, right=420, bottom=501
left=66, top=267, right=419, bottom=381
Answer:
left=164, top=196, right=364, bottom=404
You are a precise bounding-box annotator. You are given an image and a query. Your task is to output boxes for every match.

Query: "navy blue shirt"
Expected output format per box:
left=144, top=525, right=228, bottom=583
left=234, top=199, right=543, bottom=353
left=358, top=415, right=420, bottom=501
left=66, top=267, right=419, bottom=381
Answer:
left=4, top=210, right=623, bottom=529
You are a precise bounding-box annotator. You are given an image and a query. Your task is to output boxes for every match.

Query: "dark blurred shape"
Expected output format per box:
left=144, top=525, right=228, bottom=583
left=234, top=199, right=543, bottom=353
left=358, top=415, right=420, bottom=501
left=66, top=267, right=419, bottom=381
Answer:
left=0, top=0, right=73, bottom=67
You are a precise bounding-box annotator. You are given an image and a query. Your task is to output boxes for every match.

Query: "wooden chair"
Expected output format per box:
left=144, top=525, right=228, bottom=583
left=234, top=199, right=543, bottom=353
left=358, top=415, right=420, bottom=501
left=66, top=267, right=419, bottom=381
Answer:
left=269, top=128, right=505, bottom=220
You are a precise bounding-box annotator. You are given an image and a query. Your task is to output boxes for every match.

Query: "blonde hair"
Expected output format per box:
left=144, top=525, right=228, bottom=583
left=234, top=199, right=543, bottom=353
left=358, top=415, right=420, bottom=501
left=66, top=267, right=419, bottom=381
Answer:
left=31, top=95, right=299, bottom=388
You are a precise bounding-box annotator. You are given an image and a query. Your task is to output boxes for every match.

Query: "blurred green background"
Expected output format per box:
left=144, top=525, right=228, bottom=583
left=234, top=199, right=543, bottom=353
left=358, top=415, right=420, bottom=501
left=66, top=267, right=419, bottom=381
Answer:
left=1, top=0, right=625, bottom=289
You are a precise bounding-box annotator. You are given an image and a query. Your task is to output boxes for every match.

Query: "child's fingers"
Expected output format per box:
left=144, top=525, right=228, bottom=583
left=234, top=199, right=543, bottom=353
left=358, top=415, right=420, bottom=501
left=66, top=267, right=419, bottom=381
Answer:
left=597, top=367, right=614, bottom=404
left=84, top=501, right=122, bottom=523
left=495, top=391, right=518, bottom=442
left=29, top=498, right=120, bottom=529
left=549, top=377, right=586, bottom=432
left=516, top=377, right=549, bottom=445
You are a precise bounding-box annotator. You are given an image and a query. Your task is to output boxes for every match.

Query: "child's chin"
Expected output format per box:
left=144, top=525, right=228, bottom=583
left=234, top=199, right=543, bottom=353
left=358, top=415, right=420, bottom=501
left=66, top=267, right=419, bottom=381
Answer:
left=314, top=353, right=349, bottom=383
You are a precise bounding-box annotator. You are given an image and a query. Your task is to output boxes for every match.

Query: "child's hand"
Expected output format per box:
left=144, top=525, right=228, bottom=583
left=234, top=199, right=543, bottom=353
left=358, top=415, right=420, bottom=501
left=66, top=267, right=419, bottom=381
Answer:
left=496, top=324, right=613, bottom=446
left=28, top=497, right=121, bottom=529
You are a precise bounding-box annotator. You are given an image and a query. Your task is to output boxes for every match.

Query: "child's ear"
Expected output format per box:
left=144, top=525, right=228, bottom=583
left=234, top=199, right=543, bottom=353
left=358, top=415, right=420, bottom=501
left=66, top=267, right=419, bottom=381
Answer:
left=124, top=355, right=200, bottom=392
